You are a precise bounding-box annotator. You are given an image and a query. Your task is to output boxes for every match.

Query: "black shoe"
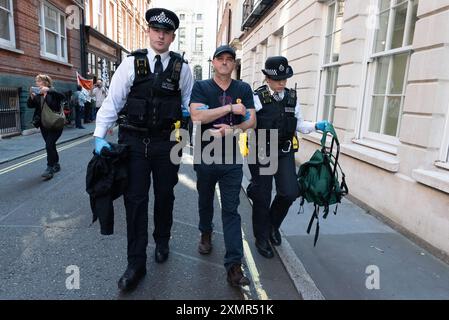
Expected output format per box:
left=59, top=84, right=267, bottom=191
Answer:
left=41, top=166, right=54, bottom=180
left=155, top=244, right=169, bottom=263
left=52, top=163, right=61, bottom=173
left=270, top=227, right=282, bottom=246
left=76, top=126, right=85, bottom=129
left=255, top=239, right=274, bottom=259
left=118, top=266, right=146, bottom=292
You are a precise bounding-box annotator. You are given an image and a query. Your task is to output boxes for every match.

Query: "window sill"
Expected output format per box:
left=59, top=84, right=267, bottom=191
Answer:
left=435, top=161, right=449, bottom=171
left=301, top=131, right=322, bottom=145
left=340, top=143, right=400, bottom=172
left=301, top=133, right=400, bottom=172
left=0, top=44, right=24, bottom=55
left=412, top=168, right=449, bottom=195
left=301, top=131, right=338, bottom=149
left=40, top=55, right=73, bottom=67
left=352, top=138, right=398, bottom=155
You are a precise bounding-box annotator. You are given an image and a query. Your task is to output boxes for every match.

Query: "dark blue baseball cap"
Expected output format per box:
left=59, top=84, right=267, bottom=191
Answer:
left=213, top=45, right=236, bottom=60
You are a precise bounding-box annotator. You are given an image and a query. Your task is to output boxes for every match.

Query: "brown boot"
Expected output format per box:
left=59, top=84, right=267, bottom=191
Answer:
left=198, top=232, right=212, bottom=254
left=227, top=264, right=250, bottom=287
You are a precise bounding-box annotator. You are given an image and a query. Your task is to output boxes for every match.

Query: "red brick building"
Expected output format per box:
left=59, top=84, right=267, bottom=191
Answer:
left=0, top=0, right=83, bottom=135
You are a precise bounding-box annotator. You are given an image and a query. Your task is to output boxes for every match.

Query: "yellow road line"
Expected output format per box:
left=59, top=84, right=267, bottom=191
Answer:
left=214, top=184, right=269, bottom=301
left=0, top=136, right=93, bottom=176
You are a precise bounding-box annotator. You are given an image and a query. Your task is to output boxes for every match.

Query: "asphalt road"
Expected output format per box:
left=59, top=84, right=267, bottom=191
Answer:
left=0, top=133, right=301, bottom=300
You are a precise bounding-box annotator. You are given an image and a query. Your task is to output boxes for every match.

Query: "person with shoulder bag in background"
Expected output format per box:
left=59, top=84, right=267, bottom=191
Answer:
left=27, top=74, right=66, bottom=181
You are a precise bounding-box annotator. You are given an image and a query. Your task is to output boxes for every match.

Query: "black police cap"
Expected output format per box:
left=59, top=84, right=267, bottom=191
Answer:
left=145, top=8, right=180, bottom=31
left=262, top=56, right=294, bottom=80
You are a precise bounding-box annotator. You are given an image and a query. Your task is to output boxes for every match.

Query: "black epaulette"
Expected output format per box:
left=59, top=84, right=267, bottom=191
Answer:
left=129, top=49, right=149, bottom=77
left=287, top=87, right=297, bottom=107
left=255, top=85, right=272, bottom=104
left=128, top=49, right=148, bottom=57
left=169, top=51, right=188, bottom=64
left=169, top=51, right=187, bottom=82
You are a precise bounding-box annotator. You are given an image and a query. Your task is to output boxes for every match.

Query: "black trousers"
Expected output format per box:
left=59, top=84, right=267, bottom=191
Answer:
left=119, top=131, right=180, bottom=268
left=248, top=150, right=299, bottom=241
left=40, top=126, right=63, bottom=167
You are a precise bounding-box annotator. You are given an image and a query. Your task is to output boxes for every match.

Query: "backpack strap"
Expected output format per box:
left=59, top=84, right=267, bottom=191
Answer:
left=306, top=204, right=320, bottom=246
left=297, top=197, right=305, bottom=215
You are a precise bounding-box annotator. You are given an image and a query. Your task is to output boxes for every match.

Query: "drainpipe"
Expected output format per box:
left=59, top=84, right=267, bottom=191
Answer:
left=80, top=7, right=87, bottom=77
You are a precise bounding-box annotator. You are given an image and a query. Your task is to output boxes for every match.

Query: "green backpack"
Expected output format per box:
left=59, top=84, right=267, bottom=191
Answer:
left=297, top=123, right=348, bottom=246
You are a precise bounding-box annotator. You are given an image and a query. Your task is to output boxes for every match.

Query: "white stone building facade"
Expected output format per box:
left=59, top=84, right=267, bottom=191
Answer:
left=239, top=0, right=449, bottom=256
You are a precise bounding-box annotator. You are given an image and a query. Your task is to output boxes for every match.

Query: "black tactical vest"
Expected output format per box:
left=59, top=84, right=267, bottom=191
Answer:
left=255, top=85, right=298, bottom=143
left=120, top=49, right=185, bottom=133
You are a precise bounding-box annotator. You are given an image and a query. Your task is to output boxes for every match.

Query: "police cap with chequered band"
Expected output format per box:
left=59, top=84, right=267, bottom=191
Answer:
left=262, top=56, right=294, bottom=80
left=145, top=8, right=180, bottom=31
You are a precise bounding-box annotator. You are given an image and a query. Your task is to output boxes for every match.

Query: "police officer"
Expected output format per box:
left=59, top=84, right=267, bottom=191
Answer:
left=93, top=8, right=193, bottom=292
left=248, top=56, right=329, bottom=258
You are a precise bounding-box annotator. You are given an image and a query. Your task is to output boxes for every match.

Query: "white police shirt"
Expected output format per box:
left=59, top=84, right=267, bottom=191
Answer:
left=94, top=48, right=194, bottom=138
left=253, top=87, right=316, bottom=134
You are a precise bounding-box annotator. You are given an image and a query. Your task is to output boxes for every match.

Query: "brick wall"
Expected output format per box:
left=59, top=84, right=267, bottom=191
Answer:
left=0, top=0, right=82, bottom=82
left=0, top=0, right=82, bottom=131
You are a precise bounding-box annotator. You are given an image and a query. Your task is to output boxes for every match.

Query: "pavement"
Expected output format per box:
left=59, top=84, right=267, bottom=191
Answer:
left=0, top=122, right=97, bottom=165
left=1, top=123, right=449, bottom=300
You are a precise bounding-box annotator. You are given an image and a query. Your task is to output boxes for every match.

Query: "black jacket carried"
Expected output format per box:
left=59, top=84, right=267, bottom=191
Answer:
left=86, top=143, right=129, bottom=235
left=27, top=88, right=66, bottom=128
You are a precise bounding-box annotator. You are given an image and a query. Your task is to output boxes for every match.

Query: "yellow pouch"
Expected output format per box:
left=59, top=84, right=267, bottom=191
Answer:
left=292, top=135, right=299, bottom=151
left=239, top=132, right=249, bottom=157
left=174, top=120, right=181, bottom=142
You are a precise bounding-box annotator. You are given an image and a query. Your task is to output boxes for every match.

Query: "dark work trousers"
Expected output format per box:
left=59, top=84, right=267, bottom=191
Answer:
left=248, top=150, right=299, bottom=242
left=40, top=126, right=63, bottom=167
left=195, top=163, right=244, bottom=271
left=118, top=131, right=180, bottom=268
left=75, top=105, right=84, bottom=128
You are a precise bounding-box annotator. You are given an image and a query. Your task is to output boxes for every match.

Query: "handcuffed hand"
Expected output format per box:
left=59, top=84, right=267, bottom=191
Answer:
left=94, top=137, right=112, bottom=155
left=210, top=124, right=233, bottom=137
left=231, top=103, right=246, bottom=116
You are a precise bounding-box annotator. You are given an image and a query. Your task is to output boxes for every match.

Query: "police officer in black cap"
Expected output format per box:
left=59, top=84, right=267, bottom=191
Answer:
left=93, top=8, right=193, bottom=292
left=247, top=56, right=329, bottom=258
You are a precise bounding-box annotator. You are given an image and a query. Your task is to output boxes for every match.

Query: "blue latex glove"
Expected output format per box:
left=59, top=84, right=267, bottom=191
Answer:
left=182, top=109, right=190, bottom=118
left=181, top=105, right=190, bottom=118
left=315, top=120, right=330, bottom=131
left=95, top=137, right=111, bottom=155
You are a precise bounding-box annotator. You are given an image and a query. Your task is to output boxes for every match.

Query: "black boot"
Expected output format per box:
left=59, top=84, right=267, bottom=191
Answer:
left=155, top=243, right=169, bottom=263
left=118, top=266, right=146, bottom=292
left=53, top=163, right=61, bottom=173
left=255, top=239, right=274, bottom=258
left=269, top=227, right=282, bottom=246
left=41, top=166, right=54, bottom=180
